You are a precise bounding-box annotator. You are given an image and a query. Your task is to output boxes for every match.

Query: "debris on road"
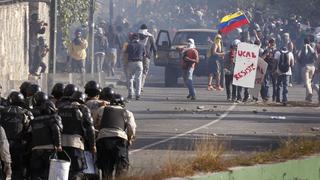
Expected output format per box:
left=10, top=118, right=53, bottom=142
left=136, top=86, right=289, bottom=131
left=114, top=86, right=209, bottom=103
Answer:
left=262, top=109, right=267, bottom=112
left=213, top=105, right=218, bottom=108
left=270, top=116, right=286, bottom=120
left=146, top=108, right=150, bottom=112
left=311, top=127, right=320, bottom=132
left=216, top=113, right=221, bottom=117
left=252, top=110, right=258, bottom=114
left=197, top=106, right=205, bottom=110
left=166, top=97, right=170, bottom=100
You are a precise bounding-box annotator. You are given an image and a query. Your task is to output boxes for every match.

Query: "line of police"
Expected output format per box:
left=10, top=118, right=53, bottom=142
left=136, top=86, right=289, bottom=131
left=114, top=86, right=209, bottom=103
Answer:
left=0, top=80, right=136, bottom=180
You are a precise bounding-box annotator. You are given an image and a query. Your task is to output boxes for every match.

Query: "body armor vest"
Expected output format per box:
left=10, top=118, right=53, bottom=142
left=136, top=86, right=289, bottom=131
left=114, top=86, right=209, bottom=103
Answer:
left=58, top=105, right=83, bottom=135
left=31, top=115, right=54, bottom=147
left=0, top=106, right=25, bottom=144
left=100, top=107, right=126, bottom=131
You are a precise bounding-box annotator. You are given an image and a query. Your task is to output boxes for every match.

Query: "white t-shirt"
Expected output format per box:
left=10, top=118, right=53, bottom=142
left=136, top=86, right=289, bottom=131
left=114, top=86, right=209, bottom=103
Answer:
left=274, top=51, right=294, bottom=75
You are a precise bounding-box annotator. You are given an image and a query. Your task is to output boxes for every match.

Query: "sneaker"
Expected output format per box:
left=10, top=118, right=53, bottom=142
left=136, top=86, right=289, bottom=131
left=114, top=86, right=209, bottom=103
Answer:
left=305, top=94, right=312, bottom=102
left=127, top=95, right=132, bottom=100
left=191, top=96, right=196, bottom=100
left=187, top=94, right=191, bottom=99
left=136, top=96, right=140, bottom=100
left=288, top=83, right=293, bottom=87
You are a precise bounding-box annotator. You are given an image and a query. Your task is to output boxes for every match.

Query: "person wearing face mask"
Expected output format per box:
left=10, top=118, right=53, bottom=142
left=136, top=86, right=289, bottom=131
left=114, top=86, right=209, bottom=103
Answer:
left=69, top=30, right=88, bottom=73
left=207, top=33, right=225, bottom=91
left=181, top=38, right=199, bottom=100
left=282, top=33, right=295, bottom=87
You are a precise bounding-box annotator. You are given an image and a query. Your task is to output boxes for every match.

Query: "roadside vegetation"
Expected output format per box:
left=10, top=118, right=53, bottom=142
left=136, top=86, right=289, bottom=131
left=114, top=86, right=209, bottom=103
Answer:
left=120, top=137, right=320, bottom=180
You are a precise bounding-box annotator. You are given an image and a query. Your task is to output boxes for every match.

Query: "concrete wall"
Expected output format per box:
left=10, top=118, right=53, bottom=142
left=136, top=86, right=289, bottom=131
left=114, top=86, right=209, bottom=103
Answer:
left=177, top=155, right=320, bottom=180
left=0, top=2, right=50, bottom=96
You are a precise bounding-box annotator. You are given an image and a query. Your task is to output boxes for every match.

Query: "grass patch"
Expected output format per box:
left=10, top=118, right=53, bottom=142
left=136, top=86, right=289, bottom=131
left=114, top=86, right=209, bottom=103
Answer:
left=120, top=137, right=320, bottom=180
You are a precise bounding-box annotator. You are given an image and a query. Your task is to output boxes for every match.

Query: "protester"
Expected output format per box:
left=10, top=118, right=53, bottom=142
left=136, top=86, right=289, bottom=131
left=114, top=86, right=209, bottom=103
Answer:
left=181, top=38, right=199, bottom=100
left=94, top=28, right=109, bottom=73
left=106, top=25, right=121, bottom=76
left=224, top=40, right=238, bottom=101
left=275, top=47, right=295, bottom=105
left=261, top=38, right=278, bottom=102
left=298, top=38, right=318, bottom=102
left=69, top=30, right=88, bottom=73
left=138, top=24, right=157, bottom=92
left=207, top=33, right=224, bottom=91
left=96, top=93, right=136, bottom=179
left=30, top=37, right=49, bottom=77
left=126, top=33, right=145, bottom=100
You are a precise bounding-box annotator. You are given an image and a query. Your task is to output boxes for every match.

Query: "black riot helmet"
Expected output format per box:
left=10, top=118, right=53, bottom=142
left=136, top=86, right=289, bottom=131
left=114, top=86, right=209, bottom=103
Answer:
left=112, top=93, right=125, bottom=106
left=84, top=81, right=101, bottom=97
left=41, top=100, right=57, bottom=115
left=7, top=91, right=25, bottom=106
left=71, top=91, right=87, bottom=104
left=20, top=81, right=31, bottom=98
left=26, top=84, right=41, bottom=97
left=63, top=84, right=78, bottom=97
left=32, top=91, right=49, bottom=107
left=99, top=87, right=115, bottom=101
left=51, top=83, right=64, bottom=100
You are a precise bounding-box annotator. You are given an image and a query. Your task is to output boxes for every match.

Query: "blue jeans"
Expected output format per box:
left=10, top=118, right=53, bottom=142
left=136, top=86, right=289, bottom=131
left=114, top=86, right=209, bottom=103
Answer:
left=276, top=74, right=289, bottom=103
left=261, top=70, right=277, bottom=101
left=182, top=68, right=196, bottom=97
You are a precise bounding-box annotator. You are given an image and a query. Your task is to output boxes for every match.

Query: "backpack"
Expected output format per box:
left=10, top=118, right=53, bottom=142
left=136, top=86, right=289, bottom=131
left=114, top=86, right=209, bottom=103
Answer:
left=278, top=51, right=290, bottom=73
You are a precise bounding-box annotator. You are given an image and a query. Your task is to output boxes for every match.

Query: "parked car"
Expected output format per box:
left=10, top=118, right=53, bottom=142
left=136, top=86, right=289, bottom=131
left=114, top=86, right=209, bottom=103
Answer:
left=155, top=29, right=217, bottom=87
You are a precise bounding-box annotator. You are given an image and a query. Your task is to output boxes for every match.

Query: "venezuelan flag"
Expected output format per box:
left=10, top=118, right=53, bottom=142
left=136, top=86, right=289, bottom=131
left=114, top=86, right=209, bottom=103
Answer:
left=217, top=11, right=249, bottom=34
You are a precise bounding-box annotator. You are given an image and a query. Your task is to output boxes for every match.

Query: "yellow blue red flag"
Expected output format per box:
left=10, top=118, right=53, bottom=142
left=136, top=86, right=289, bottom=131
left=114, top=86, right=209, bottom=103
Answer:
left=217, top=11, right=250, bottom=34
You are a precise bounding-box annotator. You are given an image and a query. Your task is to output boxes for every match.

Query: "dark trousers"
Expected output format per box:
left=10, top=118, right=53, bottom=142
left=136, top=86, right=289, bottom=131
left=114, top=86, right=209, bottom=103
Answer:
left=63, top=147, right=86, bottom=180
left=261, top=70, right=277, bottom=101
left=237, top=87, right=249, bottom=101
left=10, top=145, right=25, bottom=180
left=225, top=74, right=236, bottom=99
left=30, top=60, right=47, bottom=74
left=96, top=137, right=129, bottom=179
left=30, top=149, right=54, bottom=180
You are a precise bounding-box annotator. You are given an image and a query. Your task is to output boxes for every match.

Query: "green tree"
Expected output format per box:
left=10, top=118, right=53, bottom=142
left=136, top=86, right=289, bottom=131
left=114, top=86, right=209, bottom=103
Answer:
left=57, top=0, right=89, bottom=48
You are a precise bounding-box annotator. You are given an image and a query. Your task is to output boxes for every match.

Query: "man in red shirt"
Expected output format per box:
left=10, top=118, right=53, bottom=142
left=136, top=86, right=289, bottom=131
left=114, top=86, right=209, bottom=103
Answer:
left=181, top=38, right=199, bottom=100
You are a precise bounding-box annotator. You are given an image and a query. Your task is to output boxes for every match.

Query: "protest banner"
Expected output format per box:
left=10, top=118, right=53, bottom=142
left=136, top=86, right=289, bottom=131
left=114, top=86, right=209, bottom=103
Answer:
left=251, top=58, right=268, bottom=98
left=232, top=42, right=259, bottom=88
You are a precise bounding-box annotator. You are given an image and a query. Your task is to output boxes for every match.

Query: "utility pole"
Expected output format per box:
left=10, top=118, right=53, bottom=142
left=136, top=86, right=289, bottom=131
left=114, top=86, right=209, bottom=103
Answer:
left=48, top=0, right=57, bottom=91
left=88, top=0, right=95, bottom=74
left=109, top=0, right=114, bottom=24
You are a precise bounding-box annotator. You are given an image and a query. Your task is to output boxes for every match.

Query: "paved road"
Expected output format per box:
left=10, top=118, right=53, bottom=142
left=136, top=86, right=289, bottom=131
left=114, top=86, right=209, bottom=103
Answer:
left=113, top=65, right=320, bottom=174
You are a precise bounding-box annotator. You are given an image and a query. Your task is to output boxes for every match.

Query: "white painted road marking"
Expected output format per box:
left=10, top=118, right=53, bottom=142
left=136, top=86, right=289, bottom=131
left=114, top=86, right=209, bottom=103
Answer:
left=130, top=104, right=237, bottom=154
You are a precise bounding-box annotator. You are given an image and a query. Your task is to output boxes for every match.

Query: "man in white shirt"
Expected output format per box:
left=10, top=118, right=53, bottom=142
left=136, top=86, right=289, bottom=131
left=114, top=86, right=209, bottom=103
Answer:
left=275, top=47, right=294, bottom=105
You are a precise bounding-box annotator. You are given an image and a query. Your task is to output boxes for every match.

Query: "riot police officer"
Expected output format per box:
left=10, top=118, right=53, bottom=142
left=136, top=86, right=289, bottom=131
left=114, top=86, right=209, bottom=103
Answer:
left=19, top=81, right=31, bottom=99
left=26, top=83, right=41, bottom=109
left=56, top=86, right=96, bottom=180
left=84, top=81, right=109, bottom=129
left=96, top=93, right=136, bottom=179
left=50, top=83, right=65, bottom=104
left=0, top=91, right=33, bottom=180
left=29, top=92, right=63, bottom=180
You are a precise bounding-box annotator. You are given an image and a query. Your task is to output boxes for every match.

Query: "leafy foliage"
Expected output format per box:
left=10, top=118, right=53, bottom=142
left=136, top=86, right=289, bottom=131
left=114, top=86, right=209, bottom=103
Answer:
left=57, top=0, right=89, bottom=47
